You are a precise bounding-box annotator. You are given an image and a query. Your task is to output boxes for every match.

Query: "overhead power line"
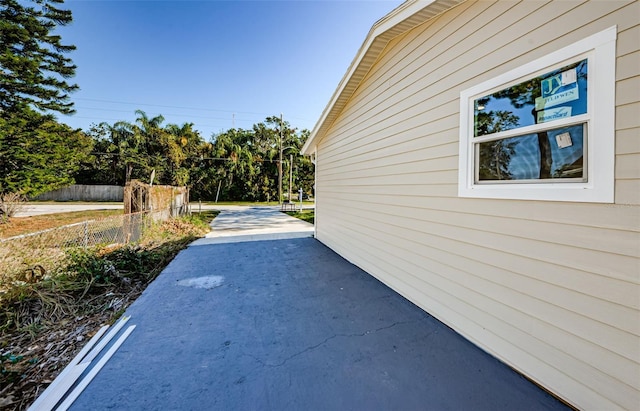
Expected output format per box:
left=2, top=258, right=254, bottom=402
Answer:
left=74, top=97, right=272, bottom=116
left=90, top=153, right=283, bottom=163
left=72, top=97, right=312, bottom=122
left=68, top=116, right=244, bottom=129
left=74, top=106, right=255, bottom=122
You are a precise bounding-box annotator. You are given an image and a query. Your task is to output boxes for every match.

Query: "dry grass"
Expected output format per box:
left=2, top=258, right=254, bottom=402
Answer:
left=0, top=209, right=122, bottom=239
left=0, top=211, right=218, bottom=410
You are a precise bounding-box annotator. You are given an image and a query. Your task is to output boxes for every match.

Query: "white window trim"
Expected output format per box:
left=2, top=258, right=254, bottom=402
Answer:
left=458, top=26, right=616, bottom=203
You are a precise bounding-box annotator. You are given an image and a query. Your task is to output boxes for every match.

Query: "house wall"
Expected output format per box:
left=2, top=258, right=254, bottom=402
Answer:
left=314, top=1, right=639, bottom=409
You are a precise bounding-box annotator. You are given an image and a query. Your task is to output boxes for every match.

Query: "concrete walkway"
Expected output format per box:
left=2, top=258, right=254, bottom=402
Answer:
left=15, top=203, right=123, bottom=217
left=68, top=207, right=569, bottom=410
left=191, top=206, right=314, bottom=245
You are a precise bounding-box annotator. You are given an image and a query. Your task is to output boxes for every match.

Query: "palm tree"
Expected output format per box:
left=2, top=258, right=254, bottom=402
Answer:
left=166, top=122, right=204, bottom=186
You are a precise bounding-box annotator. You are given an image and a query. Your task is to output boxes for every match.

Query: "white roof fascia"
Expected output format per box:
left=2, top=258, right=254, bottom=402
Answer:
left=301, top=0, right=462, bottom=155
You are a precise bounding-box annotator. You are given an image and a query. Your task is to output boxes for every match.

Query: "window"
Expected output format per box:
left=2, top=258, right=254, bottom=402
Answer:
left=458, top=27, right=616, bottom=203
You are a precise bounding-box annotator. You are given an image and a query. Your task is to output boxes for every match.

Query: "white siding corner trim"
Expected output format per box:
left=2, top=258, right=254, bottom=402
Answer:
left=458, top=26, right=617, bottom=203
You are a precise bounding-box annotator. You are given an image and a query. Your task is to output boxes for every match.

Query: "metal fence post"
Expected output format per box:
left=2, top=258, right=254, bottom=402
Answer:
left=83, top=221, right=89, bottom=248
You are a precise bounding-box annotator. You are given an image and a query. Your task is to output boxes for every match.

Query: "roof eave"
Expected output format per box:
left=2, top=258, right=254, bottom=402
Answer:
left=301, top=0, right=463, bottom=155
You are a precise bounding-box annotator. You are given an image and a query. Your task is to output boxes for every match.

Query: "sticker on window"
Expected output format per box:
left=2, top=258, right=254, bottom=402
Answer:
left=537, top=106, right=572, bottom=123
left=556, top=132, right=573, bottom=149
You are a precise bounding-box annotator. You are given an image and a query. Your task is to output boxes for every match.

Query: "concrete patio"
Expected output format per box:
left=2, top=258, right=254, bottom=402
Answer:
left=68, top=207, right=569, bottom=410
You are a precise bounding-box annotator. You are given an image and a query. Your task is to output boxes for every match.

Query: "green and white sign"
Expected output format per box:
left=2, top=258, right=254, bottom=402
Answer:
left=535, top=86, right=579, bottom=110
left=535, top=68, right=579, bottom=110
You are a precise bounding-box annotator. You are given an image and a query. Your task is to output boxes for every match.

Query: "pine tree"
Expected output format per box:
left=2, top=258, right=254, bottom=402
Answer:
left=0, top=107, right=93, bottom=196
left=0, top=0, right=85, bottom=196
left=0, top=0, right=77, bottom=116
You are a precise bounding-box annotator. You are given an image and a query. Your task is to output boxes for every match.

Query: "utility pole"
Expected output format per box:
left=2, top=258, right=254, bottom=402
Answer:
left=278, top=113, right=283, bottom=204
left=289, top=153, right=293, bottom=202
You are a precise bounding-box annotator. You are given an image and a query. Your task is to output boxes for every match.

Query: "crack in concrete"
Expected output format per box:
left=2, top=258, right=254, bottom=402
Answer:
left=242, top=320, right=415, bottom=369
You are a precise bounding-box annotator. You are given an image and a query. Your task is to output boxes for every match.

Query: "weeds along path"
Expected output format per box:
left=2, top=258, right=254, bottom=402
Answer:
left=0, top=211, right=218, bottom=410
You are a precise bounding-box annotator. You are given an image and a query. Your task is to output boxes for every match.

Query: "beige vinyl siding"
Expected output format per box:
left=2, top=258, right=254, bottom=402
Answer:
left=616, top=77, right=640, bottom=108
left=617, top=128, right=640, bottom=155
left=317, top=206, right=639, bottom=403
left=615, top=23, right=640, bottom=206
left=314, top=0, right=640, bottom=409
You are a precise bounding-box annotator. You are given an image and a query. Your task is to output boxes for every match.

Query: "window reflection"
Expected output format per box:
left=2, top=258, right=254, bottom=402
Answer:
left=477, top=124, right=585, bottom=181
left=474, top=59, right=588, bottom=137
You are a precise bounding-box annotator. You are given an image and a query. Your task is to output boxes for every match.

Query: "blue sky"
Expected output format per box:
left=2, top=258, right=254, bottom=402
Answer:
left=57, top=0, right=402, bottom=139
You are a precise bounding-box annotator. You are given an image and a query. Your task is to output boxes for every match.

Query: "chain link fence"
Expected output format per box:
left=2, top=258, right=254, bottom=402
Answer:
left=0, top=207, right=184, bottom=283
